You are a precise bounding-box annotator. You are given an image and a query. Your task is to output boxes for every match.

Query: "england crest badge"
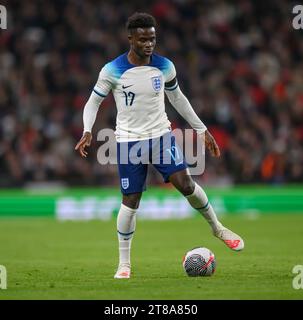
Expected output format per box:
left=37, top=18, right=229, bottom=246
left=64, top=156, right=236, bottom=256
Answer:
left=121, top=178, right=129, bottom=189
left=151, top=75, right=162, bottom=92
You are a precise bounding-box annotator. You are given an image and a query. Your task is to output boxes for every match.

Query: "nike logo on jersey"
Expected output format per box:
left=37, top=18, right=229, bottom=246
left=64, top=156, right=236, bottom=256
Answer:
left=122, top=84, right=134, bottom=89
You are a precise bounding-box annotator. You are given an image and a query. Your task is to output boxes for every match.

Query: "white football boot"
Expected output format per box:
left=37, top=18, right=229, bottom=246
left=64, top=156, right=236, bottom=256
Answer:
left=114, top=263, right=131, bottom=279
left=214, top=227, right=244, bottom=251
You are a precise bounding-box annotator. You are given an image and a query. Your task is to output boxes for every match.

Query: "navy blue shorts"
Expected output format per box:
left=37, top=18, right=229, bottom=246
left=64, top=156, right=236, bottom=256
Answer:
left=117, top=132, right=188, bottom=194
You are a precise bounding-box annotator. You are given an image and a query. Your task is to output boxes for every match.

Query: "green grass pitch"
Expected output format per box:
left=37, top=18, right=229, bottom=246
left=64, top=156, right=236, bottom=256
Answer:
left=0, top=214, right=303, bottom=300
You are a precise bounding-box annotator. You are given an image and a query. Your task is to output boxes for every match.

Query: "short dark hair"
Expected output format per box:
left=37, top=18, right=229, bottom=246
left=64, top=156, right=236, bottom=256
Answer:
left=126, top=12, right=156, bottom=31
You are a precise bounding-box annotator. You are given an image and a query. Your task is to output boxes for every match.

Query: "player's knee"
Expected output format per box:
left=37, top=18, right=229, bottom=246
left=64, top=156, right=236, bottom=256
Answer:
left=180, top=178, right=195, bottom=196
left=123, top=193, right=142, bottom=209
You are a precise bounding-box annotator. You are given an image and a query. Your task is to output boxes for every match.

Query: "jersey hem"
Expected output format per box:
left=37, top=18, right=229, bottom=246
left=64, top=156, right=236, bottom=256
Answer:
left=115, top=127, right=171, bottom=142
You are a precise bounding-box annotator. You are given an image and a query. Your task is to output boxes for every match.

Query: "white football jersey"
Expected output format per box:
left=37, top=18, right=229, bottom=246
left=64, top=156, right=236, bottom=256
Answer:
left=93, top=53, right=178, bottom=142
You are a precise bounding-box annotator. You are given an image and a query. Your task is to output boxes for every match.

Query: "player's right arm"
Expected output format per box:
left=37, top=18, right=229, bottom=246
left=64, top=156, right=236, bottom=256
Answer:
left=74, top=91, right=103, bottom=157
left=75, top=65, right=112, bottom=157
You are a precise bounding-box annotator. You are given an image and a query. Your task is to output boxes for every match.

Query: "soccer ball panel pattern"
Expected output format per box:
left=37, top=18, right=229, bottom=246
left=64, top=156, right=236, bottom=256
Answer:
left=183, top=247, right=216, bottom=277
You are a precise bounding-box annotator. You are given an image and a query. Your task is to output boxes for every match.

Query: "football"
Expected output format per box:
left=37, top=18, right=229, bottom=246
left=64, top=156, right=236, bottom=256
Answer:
left=183, top=247, right=216, bottom=277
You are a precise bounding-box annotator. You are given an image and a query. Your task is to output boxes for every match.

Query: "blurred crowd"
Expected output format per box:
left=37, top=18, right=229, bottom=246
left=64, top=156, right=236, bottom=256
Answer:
left=0, top=0, right=302, bottom=188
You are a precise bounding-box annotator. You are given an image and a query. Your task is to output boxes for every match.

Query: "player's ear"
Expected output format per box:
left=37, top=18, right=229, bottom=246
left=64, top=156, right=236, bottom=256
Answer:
left=127, top=31, right=133, bottom=44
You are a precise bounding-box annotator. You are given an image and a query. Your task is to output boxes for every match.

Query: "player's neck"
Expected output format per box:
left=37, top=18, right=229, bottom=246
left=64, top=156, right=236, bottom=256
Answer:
left=127, top=50, right=150, bottom=66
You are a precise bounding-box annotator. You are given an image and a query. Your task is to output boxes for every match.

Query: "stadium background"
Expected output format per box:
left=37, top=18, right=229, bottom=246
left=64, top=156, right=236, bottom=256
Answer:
left=0, top=0, right=303, bottom=300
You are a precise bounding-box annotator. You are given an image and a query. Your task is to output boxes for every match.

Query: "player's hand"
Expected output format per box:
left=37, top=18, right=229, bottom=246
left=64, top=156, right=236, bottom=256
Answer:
left=203, top=130, right=221, bottom=157
left=75, top=132, right=92, bottom=158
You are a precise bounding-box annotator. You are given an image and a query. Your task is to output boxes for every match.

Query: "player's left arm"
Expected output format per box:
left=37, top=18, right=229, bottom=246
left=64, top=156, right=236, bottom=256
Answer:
left=165, top=77, right=220, bottom=157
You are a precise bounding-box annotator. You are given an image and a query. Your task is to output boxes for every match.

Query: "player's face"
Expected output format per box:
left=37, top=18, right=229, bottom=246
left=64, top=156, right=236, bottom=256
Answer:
left=129, top=27, right=156, bottom=57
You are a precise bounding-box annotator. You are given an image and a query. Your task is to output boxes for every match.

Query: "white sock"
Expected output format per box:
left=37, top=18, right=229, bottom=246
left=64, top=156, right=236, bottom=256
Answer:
left=186, top=183, right=223, bottom=234
left=117, top=203, right=136, bottom=266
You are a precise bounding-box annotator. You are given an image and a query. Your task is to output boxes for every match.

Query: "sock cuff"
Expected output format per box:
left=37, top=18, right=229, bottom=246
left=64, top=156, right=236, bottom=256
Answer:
left=120, top=203, right=137, bottom=215
left=185, top=182, right=199, bottom=199
left=186, top=182, right=209, bottom=210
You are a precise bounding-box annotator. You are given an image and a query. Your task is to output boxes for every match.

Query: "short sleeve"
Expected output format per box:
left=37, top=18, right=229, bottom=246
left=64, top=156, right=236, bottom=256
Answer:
left=93, top=64, right=113, bottom=97
left=164, top=59, right=177, bottom=83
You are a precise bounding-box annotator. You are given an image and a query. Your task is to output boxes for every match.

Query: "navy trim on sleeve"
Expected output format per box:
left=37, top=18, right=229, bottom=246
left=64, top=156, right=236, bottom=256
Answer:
left=93, top=89, right=107, bottom=97
left=165, top=82, right=179, bottom=91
